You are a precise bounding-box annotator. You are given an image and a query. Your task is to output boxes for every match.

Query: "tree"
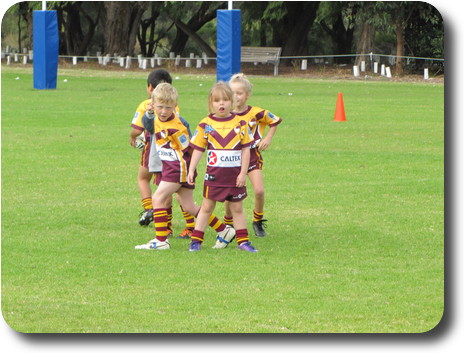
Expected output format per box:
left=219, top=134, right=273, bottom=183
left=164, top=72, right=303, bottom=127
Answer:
left=264, top=1, right=321, bottom=60
left=167, top=1, right=226, bottom=56
left=137, top=2, right=171, bottom=57
left=103, top=1, right=148, bottom=56
left=318, top=1, right=357, bottom=63
left=375, top=1, right=418, bottom=75
left=352, top=2, right=376, bottom=67
left=55, top=2, right=103, bottom=56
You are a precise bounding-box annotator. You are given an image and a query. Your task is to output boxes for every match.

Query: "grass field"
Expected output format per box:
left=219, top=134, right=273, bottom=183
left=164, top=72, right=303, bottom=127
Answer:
left=1, top=65, right=444, bottom=333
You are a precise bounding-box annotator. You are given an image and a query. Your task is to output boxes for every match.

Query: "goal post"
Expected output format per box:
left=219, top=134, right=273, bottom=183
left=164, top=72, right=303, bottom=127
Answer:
left=216, top=9, right=241, bottom=82
left=33, top=10, right=59, bottom=89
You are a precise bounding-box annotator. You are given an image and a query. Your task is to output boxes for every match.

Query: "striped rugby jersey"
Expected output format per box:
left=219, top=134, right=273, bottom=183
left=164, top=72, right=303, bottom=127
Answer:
left=190, top=114, right=254, bottom=187
left=235, top=105, right=282, bottom=149
left=154, top=114, right=191, bottom=183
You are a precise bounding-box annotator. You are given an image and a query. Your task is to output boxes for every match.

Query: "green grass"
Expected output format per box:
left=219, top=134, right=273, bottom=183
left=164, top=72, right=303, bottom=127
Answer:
left=1, top=66, right=444, bottom=333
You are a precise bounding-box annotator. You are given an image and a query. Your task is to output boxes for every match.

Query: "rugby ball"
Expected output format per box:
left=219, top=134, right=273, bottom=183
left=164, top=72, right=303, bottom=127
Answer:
left=135, top=133, right=146, bottom=150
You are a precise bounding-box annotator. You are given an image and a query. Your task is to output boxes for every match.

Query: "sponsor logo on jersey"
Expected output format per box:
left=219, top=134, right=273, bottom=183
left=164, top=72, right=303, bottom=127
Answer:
left=207, top=151, right=218, bottom=165
left=268, top=111, right=279, bottom=122
left=178, top=134, right=189, bottom=149
left=204, top=124, right=215, bottom=134
left=157, top=147, right=178, bottom=161
left=207, top=150, right=241, bottom=167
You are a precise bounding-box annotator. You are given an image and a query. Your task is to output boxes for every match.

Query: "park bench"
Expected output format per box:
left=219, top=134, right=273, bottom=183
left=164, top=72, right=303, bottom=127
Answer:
left=241, top=46, right=282, bottom=76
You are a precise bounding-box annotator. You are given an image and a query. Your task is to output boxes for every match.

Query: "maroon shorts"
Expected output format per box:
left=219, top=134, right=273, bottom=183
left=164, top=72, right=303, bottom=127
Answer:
left=248, top=148, right=263, bottom=172
left=152, top=172, right=162, bottom=186
left=203, top=185, right=247, bottom=202
left=158, top=169, right=196, bottom=190
left=140, top=139, right=151, bottom=169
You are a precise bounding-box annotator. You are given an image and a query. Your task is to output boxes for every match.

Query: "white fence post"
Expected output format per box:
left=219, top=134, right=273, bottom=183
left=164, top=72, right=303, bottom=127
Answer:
left=386, top=67, right=392, bottom=78
left=301, top=59, right=307, bottom=70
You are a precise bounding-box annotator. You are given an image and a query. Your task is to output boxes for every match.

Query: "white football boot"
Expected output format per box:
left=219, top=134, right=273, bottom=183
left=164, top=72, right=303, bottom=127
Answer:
left=135, top=238, right=170, bottom=250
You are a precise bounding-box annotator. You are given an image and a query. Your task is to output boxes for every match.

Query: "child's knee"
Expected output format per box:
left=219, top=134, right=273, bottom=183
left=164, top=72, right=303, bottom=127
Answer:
left=254, top=187, right=265, bottom=199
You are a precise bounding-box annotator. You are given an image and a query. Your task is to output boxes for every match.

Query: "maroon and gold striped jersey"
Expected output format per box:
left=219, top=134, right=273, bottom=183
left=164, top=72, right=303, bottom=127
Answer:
left=154, top=114, right=191, bottom=184
left=235, top=105, right=282, bottom=148
left=190, top=114, right=254, bottom=187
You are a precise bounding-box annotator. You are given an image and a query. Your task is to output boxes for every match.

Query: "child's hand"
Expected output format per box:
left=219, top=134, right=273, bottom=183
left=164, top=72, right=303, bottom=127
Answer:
left=187, top=171, right=195, bottom=185
left=146, top=102, right=155, bottom=114
left=258, top=137, right=271, bottom=151
left=236, top=173, right=246, bottom=188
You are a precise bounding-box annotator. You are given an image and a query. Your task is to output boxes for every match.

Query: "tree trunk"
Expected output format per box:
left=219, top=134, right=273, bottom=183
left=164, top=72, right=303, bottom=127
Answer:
left=103, top=1, right=148, bottom=56
left=270, top=1, right=320, bottom=65
left=169, top=1, right=225, bottom=56
left=320, top=14, right=354, bottom=64
left=174, top=19, right=216, bottom=57
left=395, top=22, right=404, bottom=75
left=355, top=22, right=375, bottom=66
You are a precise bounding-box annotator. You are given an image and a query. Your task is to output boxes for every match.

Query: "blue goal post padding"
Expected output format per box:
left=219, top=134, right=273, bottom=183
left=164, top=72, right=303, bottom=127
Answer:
left=216, top=9, right=241, bottom=82
left=33, top=10, right=59, bottom=89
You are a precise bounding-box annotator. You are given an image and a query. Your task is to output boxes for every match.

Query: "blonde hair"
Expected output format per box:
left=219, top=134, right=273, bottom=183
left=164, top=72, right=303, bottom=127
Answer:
left=151, top=82, right=178, bottom=105
left=208, top=81, right=233, bottom=114
left=229, top=72, right=253, bottom=93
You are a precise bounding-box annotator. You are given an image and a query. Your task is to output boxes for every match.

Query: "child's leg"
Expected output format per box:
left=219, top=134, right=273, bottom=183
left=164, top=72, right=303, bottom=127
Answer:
left=229, top=200, right=258, bottom=253
left=190, top=198, right=216, bottom=244
left=138, top=166, right=154, bottom=225
left=229, top=201, right=248, bottom=244
left=248, top=169, right=267, bottom=237
left=230, top=201, right=258, bottom=252
left=138, top=166, right=153, bottom=205
left=175, top=188, right=230, bottom=234
left=175, top=193, right=195, bottom=231
left=248, top=169, right=265, bottom=216
left=223, top=201, right=234, bottom=226
left=152, top=182, right=181, bottom=242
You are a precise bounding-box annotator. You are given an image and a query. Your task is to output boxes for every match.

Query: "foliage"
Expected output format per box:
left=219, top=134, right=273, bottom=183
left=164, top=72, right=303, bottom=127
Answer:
left=1, top=66, right=444, bottom=333
left=1, top=2, right=444, bottom=69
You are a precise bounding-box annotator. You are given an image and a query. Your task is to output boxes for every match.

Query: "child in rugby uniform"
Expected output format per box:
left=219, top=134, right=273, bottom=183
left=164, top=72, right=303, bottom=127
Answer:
left=187, top=81, right=258, bottom=253
left=129, top=69, right=195, bottom=238
left=134, top=83, right=235, bottom=250
left=223, top=73, right=282, bottom=237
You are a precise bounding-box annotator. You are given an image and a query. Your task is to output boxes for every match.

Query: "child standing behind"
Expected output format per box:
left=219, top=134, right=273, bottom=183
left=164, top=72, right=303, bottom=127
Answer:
left=135, top=83, right=235, bottom=250
left=187, top=82, right=258, bottom=253
left=224, top=73, right=283, bottom=237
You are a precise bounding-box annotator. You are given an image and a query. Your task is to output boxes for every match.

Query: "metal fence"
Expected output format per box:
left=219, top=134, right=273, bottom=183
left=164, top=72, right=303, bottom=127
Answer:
left=2, top=47, right=444, bottom=79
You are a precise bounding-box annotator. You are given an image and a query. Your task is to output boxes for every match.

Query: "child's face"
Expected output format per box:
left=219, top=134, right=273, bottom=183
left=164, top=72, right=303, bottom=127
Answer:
left=211, top=93, right=232, bottom=118
left=153, top=99, right=176, bottom=121
left=230, top=82, right=250, bottom=111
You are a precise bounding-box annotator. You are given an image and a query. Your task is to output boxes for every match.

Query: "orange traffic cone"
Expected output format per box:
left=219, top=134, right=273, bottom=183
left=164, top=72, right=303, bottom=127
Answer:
left=334, top=92, right=346, bottom=122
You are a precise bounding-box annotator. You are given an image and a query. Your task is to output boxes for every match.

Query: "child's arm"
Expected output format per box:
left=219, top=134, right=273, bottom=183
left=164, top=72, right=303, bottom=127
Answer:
left=141, top=102, right=155, bottom=134
left=129, top=127, right=143, bottom=148
left=258, top=125, right=277, bottom=151
left=188, top=149, right=203, bottom=185
left=236, top=147, right=250, bottom=187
